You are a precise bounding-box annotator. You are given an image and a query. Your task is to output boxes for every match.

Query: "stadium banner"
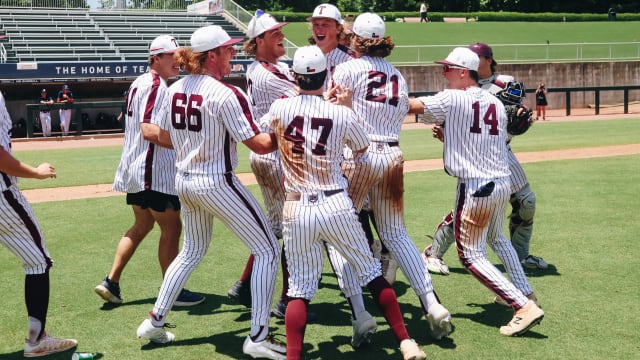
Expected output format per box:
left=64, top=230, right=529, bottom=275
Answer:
left=0, top=60, right=255, bottom=80
left=187, top=0, right=223, bottom=15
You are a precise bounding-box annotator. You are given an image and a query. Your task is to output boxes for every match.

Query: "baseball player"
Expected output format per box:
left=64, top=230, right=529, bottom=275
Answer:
left=95, top=35, right=204, bottom=307
left=56, top=84, right=74, bottom=136
left=331, top=12, right=453, bottom=340
left=135, top=25, right=286, bottom=360
left=228, top=10, right=300, bottom=318
left=37, top=89, right=53, bottom=137
left=423, top=42, right=547, bottom=280
left=0, top=91, right=78, bottom=357
left=266, top=44, right=426, bottom=360
left=307, top=3, right=356, bottom=90
left=412, top=47, right=544, bottom=336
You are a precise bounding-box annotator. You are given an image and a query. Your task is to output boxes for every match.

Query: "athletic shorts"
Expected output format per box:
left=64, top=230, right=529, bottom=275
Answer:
left=126, top=190, right=180, bottom=212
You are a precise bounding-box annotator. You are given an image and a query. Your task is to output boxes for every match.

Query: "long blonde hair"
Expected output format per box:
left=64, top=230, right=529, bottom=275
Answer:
left=174, top=48, right=209, bottom=74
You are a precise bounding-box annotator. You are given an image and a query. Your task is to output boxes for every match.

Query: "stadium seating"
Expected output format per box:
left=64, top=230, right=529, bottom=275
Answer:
left=0, top=8, right=250, bottom=63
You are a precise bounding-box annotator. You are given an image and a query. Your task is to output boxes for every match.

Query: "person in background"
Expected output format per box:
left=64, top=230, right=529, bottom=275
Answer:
left=535, top=82, right=548, bottom=120
left=0, top=91, right=78, bottom=357
left=37, top=88, right=53, bottom=137
left=420, top=2, right=429, bottom=23
left=56, top=84, right=74, bottom=136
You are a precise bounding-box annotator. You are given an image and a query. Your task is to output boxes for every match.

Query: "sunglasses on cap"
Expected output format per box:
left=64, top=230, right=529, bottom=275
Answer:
left=443, top=64, right=465, bottom=72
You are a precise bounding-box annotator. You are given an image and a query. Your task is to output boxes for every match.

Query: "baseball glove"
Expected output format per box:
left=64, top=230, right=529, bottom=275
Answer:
left=505, top=104, right=533, bottom=136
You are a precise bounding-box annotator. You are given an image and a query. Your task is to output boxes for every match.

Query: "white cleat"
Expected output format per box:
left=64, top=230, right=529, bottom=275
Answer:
left=136, top=319, right=175, bottom=344
left=242, top=335, right=286, bottom=360
left=426, top=303, right=453, bottom=340
left=351, top=311, right=378, bottom=348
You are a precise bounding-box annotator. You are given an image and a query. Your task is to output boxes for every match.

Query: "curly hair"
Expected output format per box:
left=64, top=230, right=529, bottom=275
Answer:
left=174, top=47, right=209, bottom=74
left=242, top=38, right=258, bottom=57
left=351, top=35, right=395, bottom=58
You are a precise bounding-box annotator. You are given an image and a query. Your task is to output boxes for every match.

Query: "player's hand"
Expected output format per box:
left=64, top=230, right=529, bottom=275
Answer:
left=432, top=124, right=444, bottom=142
left=330, top=84, right=353, bottom=108
left=35, top=163, right=56, bottom=179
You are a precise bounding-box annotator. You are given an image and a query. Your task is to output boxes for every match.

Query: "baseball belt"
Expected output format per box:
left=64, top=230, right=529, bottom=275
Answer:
left=285, top=189, right=343, bottom=202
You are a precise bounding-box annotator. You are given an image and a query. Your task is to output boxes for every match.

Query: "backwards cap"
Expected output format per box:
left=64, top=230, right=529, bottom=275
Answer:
left=352, top=12, right=385, bottom=39
left=436, top=47, right=479, bottom=71
left=149, top=35, right=180, bottom=55
left=190, top=25, right=243, bottom=53
left=469, top=42, right=497, bottom=66
left=307, top=3, right=342, bottom=23
left=292, top=45, right=327, bottom=75
left=247, top=9, right=288, bottom=39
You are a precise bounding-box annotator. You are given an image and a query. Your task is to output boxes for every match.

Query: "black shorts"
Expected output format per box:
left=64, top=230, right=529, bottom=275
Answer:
left=126, top=190, right=181, bottom=212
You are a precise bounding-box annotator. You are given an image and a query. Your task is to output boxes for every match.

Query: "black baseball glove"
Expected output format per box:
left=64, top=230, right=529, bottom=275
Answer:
left=505, top=105, right=533, bottom=136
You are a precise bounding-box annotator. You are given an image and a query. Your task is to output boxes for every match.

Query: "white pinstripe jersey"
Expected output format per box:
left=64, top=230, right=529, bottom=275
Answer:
left=113, top=71, right=177, bottom=195
left=0, top=93, right=17, bottom=191
left=156, top=74, right=261, bottom=175
left=324, top=44, right=356, bottom=90
left=331, top=56, right=409, bottom=142
left=265, top=95, right=369, bottom=193
left=419, top=87, right=510, bottom=179
left=246, top=60, right=297, bottom=119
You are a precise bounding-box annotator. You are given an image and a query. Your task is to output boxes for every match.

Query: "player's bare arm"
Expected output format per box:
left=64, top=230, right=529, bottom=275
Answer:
left=327, top=84, right=353, bottom=108
left=408, top=98, right=425, bottom=114
left=0, top=147, right=56, bottom=179
left=141, top=123, right=174, bottom=149
left=243, top=132, right=277, bottom=155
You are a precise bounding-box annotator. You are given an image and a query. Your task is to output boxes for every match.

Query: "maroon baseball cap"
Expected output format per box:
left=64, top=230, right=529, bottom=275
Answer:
left=469, top=42, right=497, bottom=66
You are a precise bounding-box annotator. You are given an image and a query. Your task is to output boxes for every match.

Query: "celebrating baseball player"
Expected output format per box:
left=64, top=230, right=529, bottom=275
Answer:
left=412, top=47, right=544, bottom=336
left=423, top=42, right=547, bottom=280
left=37, top=89, right=53, bottom=137
left=265, top=44, right=426, bottom=360
left=227, top=10, right=301, bottom=319
left=0, top=92, right=78, bottom=357
left=56, top=84, right=74, bottom=136
left=135, top=25, right=286, bottom=360
left=331, top=12, right=453, bottom=340
left=95, top=35, right=204, bottom=307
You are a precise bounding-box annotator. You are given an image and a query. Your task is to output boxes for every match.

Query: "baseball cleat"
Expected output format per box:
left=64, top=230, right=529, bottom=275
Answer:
left=522, top=255, right=548, bottom=270
left=499, top=301, right=544, bottom=336
left=426, top=303, right=453, bottom=340
left=136, top=319, right=175, bottom=344
left=174, top=288, right=205, bottom=307
left=227, top=280, right=252, bottom=308
left=422, top=248, right=450, bottom=275
left=351, top=311, right=377, bottom=348
left=399, top=339, right=426, bottom=360
left=94, top=276, right=123, bottom=304
left=23, top=332, right=77, bottom=358
left=242, top=335, right=286, bottom=360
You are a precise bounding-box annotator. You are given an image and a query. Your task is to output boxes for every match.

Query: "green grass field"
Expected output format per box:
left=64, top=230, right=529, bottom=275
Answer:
left=283, top=21, right=640, bottom=63
left=1, top=118, right=639, bottom=359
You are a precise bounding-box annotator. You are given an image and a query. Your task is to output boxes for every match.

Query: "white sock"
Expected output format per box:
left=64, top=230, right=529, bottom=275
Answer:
left=250, top=325, right=267, bottom=342
left=27, top=316, right=42, bottom=343
left=421, top=291, right=439, bottom=312
left=349, top=294, right=366, bottom=320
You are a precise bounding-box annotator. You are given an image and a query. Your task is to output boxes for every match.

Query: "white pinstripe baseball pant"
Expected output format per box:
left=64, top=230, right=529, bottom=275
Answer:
left=153, top=172, right=280, bottom=327
left=453, top=176, right=531, bottom=308
left=284, top=191, right=382, bottom=300
left=339, top=144, right=433, bottom=297
left=0, top=187, right=52, bottom=275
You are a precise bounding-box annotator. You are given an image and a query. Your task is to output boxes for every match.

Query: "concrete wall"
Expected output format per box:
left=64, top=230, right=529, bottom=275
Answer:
left=399, top=61, right=640, bottom=110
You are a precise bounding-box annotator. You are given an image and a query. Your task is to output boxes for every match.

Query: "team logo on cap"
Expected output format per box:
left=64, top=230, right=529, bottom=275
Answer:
left=306, top=67, right=317, bottom=73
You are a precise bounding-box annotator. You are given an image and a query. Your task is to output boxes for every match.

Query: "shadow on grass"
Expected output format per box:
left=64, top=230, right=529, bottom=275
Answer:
left=439, top=262, right=560, bottom=277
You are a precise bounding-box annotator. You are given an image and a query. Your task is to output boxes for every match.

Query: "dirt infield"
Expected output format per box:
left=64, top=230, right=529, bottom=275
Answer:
left=16, top=110, right=640, bottom=203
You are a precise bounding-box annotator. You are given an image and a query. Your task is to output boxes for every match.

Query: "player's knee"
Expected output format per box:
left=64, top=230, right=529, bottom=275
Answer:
left=511, top=186, right=536, bottom=225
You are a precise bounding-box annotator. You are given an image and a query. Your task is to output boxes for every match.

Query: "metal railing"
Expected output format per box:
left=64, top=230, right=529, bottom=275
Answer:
left=389, top=42, right=640, bottom=65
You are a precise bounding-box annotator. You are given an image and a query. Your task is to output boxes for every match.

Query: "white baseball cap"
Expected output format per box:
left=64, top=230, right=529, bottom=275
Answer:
left=436, top=47, right=480, bottom=71
left=352, top=12, right=385, bottom=39
left=190, top=25, right=243, bottom=53
left=307, top=3, right=342, bottom=23
left=292, top=45, right=327, bottom=75
left=247, top=9, right=288, bottom=39
left=149, top=35, right=180, bottom=55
